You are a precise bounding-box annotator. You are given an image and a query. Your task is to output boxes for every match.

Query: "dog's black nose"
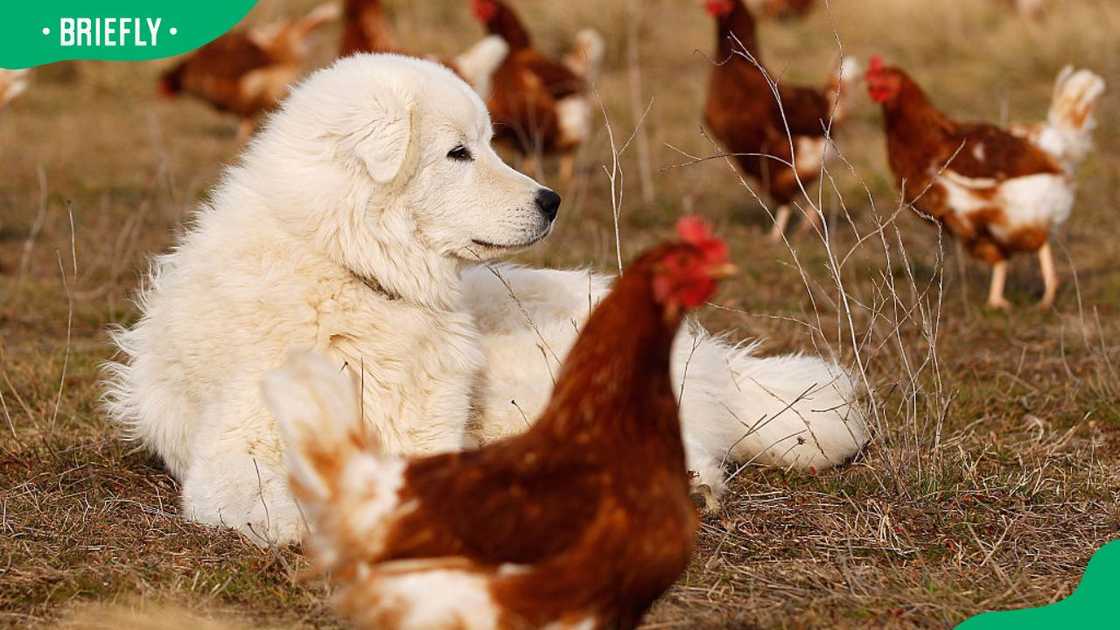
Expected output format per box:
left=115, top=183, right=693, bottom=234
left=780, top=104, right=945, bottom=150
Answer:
left=535, top=189, right=561, bottom=222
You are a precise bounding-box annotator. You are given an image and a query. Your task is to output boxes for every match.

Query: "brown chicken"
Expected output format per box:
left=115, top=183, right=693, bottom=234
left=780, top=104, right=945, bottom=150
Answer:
left=263, top=217, right=734, bottom=629
left=867, top=57, right=1102, bottom=309
left=338, top=0, right=510, bottom=101
left=471, top=0, right=605, bottom=182
left=340, top=0, right=399, bottom=56
left=159, top=3, right=340, bottom=142
left=703, top=0, right=860, bottom=241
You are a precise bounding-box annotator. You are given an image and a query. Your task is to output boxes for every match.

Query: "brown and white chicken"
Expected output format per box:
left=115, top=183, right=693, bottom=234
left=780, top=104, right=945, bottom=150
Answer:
left=471, top=0, right=605, bottom=182
left=339, top=0, right=509, bottom=101
left=340, top=0, right=400, bottom=56
left=159, top=3, right=340, bottom=142
left=703, top=0, right=860, bottom=241
left=263, top=217, right=733, bottom=629
left=867, top=57, right=1104, bottom=309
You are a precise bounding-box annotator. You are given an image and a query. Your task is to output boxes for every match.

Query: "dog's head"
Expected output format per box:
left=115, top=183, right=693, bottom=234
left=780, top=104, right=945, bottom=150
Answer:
left=247, top=55, right=559, bottom=301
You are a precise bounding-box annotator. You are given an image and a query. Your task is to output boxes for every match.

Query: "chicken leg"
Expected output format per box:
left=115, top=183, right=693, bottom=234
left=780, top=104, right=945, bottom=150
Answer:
left=1038, top=242, right=1059, bottom=310
left=521, top=155, right=541, bottom=179
left=987, top=260, right=1012, bottom=310
left=558, top=153, right=576, bottom=184
left=237, top=118, right=257, bottom=144
left=796, top=206, right=823, bottom=239
left=769, top=205, right=792, bottom=242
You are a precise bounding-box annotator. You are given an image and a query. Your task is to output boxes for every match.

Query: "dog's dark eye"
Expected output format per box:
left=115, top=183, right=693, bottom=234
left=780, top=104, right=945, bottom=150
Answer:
left=447, top=145, right=473, bottom=162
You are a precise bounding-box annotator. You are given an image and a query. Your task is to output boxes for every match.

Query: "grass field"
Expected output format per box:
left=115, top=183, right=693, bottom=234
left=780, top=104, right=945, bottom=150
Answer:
left=2, top=0, right=1118, bottom=627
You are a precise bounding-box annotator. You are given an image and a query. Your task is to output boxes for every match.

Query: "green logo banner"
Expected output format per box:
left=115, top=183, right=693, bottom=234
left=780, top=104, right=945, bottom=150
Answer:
left=0, top=1, right=260, bottom=69
left=958, top=540, right=1119, bottom=628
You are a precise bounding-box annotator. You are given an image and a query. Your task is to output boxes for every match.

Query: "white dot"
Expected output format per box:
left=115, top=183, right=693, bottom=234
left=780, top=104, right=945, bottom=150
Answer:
left=169, top=27, right=178, bottom=36
left=42, top=27, right=50, bottom=35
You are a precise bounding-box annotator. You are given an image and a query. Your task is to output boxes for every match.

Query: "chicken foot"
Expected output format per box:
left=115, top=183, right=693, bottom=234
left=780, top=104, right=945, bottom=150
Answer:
left=768, top=205, right=792, bottom=242
left=1038, top=242, right=1059, bottom=310
left=987, top=260, right=1012, bottom=311
left=237, top=118, right=257, bottom=144
left=558, top=153, right=576, bottom=184
left=795, top=205, right=823, bottom=239
left=520, top=155, right=541, bottom=180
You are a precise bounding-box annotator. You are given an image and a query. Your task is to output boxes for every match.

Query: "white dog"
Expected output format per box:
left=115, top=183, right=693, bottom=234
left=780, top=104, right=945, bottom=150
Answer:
left=105, top=54, right=868, bottom=545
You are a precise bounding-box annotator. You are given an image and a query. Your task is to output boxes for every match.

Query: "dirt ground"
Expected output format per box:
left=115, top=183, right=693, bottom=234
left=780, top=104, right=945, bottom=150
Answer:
left=2, top=0, right=1118, bottom=627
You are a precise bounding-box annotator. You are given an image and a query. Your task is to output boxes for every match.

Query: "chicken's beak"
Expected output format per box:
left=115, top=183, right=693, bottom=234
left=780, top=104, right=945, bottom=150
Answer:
left=708, top=263, right=738, bottom=279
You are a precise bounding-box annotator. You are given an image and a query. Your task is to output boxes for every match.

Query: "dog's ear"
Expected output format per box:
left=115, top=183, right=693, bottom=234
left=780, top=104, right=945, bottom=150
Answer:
left=350, top=98, right=419, bottom=185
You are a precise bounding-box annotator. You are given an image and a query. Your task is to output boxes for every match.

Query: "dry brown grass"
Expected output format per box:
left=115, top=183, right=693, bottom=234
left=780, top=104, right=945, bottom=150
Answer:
left=2, top=0, right=1119, bottom=627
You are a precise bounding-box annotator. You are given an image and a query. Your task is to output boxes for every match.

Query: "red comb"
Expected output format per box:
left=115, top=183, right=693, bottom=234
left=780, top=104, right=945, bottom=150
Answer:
left=868, top=55, right=885, bottom=72
left=676, top=216, right=728, bottom=264
left=471, top=0, right=497, bottom=21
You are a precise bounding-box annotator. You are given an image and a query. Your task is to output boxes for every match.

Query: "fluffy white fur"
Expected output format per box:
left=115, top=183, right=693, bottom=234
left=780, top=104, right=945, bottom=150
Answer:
left=105, top=54, right=868, bottom=545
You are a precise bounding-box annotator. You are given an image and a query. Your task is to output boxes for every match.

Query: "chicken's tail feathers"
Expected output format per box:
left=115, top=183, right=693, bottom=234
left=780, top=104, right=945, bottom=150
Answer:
left=564, top=29, right=607, bottom=84
left=263, top=352, right=403, bottom=569
left=1021, top=66, right=1106, bottom=172
left=1048, top=66, right=1105, bottom=137
left=826, top=56, right=862, bottom=123
left=452, top=36, right=510, bottom=99
left=264, top=351, right=367, bottom=499
left=299, top=2, right=344, bottom=32
left=255, top=2, right=341, bottom=53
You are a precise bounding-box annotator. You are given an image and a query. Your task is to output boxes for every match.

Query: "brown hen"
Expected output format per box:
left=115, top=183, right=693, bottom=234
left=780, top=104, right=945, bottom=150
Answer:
left=159, top=3, right=340, bottom=142
left=867, top=58, right=1102, bottom=309
left=471, top=0, right=604, bottom=183
left=703, top=0, right=859, bottom=241
left=264, top=217, right=733, bottom=629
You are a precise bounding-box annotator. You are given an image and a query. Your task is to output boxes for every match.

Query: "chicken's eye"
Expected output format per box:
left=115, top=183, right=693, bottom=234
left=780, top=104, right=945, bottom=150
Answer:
left=447, top=145, right=474, bottom=162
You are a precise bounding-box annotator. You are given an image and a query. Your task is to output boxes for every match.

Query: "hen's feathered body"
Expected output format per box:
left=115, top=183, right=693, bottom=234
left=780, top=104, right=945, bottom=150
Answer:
left=704, top=0, right=859, bottom=240
left=159, top=3, right=340, bottom=140
left=340, top=0, right=399, bottom=56
left=473, top=0, right=604, bottom=181
left=265, top=227, right=731, bottom=629
left=868, top=59, right=1100, bottom=309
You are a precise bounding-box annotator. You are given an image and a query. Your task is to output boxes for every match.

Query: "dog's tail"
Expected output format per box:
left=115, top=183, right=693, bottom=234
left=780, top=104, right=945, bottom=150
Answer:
left=674, top=332, right=869, bottom=494
left=263, top=352, right=405, bottom=571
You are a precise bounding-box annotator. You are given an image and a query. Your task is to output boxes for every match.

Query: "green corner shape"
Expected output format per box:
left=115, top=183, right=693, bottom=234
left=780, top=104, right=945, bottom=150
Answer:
left=957, top=539, right=1120, bottom=629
